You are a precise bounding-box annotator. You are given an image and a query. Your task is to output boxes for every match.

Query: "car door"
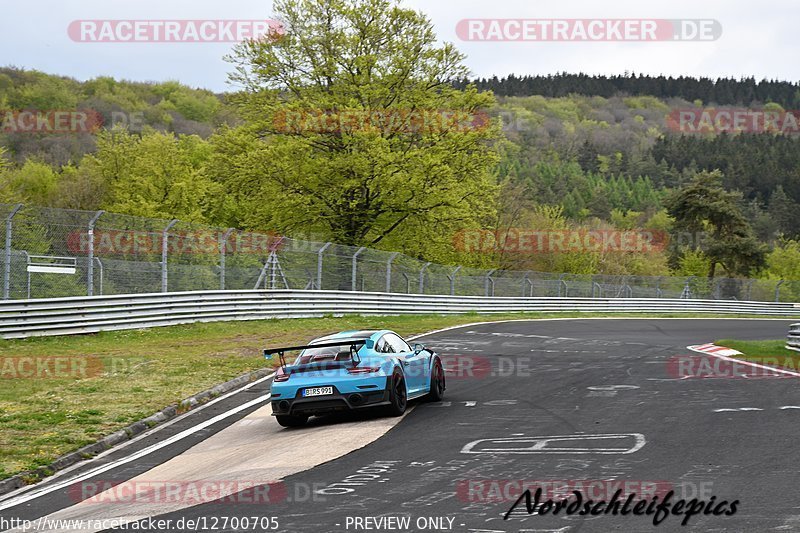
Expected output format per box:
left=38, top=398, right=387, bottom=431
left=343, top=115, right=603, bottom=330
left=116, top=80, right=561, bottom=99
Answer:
left=385, top=333, right=428, bottom=394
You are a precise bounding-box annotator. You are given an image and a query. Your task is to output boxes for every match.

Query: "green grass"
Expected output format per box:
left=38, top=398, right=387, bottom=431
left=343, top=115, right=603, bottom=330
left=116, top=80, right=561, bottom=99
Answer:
left=0, top=312, right=796, bottom=481
left=716, top=339, right=800, bottom=370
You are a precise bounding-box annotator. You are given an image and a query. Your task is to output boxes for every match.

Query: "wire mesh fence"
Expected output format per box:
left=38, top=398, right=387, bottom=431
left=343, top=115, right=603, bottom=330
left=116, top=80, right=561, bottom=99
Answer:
left=0, top=202, right=794, bottom=302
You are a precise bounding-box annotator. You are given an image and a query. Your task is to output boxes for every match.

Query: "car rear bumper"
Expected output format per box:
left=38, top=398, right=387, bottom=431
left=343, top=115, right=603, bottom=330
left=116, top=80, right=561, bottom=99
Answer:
left=271, top=381, right=391, bottom=417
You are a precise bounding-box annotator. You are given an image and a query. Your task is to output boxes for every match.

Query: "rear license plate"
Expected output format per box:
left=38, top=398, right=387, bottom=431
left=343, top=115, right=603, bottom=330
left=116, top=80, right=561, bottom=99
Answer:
left=302, top=386, right=333, bottom=397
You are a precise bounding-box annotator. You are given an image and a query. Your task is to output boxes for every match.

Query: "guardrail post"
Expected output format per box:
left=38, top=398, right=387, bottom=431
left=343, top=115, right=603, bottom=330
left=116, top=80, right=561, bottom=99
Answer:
left=448, top=266, right=462, bottom=295
left=485, top=269, right=496, bottom=297
left=419, top=262, right=431, bottom=294
left=3, top=204, right=22, bottom=300
left=351, top=247, right=366, bottom=291
left=775, top=280, right=785, bottom=302
left=161, top=219, right=178, bottom=293
left=317, top=242, right=332, bottom=290
left=386, top=252, right=399, bottom=293
left=219, top=228, right=234, bottom=290
left=86, top=210, right=104, bottom=296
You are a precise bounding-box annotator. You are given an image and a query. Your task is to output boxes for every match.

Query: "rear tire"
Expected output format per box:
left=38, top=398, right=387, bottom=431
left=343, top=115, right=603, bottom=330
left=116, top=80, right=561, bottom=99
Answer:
left=425, top=359, right=446, bottom=402
left=385, top=369, right=408, bottom=416
left=276, top=414, right=308, bottom=428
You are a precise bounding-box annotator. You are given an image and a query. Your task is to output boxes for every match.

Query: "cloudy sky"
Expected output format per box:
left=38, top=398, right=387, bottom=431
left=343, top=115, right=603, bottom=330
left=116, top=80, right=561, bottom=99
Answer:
left=1, top=0, right=797, bottom=92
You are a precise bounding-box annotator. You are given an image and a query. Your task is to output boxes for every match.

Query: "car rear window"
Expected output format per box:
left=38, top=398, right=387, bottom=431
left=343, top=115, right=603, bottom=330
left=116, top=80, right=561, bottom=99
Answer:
left=294, top=338, right=367, bottom=364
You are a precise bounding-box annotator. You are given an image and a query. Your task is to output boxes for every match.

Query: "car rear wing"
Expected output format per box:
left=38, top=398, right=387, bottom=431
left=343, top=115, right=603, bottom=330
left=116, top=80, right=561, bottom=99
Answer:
left=263, top=339, right=368, bottom=370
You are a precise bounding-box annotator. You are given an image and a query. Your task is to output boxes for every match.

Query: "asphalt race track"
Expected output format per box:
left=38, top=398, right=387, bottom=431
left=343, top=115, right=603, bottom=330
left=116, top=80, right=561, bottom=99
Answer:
left=1, top=318, right=798, bottom=533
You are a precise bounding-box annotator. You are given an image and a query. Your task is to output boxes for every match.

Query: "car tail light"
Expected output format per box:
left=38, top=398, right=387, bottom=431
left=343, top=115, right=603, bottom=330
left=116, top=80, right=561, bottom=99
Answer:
left=347, top=367, right=380, bottom=374
left=274, top=369, right=290, bottom=382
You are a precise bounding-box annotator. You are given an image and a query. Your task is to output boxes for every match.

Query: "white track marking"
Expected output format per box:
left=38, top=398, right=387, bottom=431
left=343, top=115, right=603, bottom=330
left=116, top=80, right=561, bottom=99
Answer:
left=0, top=370, right=276, bottom=504
left=461, top=434, right=646, bottom=455
left=0, top=394, right=271, bottom=511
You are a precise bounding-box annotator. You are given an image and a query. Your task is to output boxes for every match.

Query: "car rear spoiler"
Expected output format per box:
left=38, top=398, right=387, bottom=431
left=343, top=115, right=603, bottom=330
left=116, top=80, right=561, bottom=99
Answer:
left=263, top=340, right=368, bottom=370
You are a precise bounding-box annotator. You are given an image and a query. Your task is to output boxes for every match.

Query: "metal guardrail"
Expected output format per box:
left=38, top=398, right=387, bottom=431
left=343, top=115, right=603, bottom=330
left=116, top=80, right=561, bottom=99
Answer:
left=787, top=323, right=800, bottom=351
left=0, top=290, right=797, bottom=339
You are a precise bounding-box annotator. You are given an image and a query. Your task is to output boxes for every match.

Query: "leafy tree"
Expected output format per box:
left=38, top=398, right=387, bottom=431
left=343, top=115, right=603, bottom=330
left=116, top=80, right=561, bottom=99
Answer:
left=666, top=170, right=766, bottom=278
left=79, top=128, right=219, bottom=222
left=764, top=239, right=800, bottom=280
left=219, top=0, right=501, bottom=247
left=0, top=160, right=59, bottom=205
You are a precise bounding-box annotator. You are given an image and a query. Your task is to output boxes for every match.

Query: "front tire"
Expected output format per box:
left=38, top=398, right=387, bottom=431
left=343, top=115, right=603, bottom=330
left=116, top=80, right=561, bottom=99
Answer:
left=385, top=369, right=408, bottom=416
left=425, top=358, right=446, bottom=402
left=276, top=414, right=308, bottom=428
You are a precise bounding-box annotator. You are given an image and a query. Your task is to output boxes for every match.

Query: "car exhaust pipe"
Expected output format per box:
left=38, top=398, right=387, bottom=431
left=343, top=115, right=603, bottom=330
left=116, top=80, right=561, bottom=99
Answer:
left=278, top=400, right=290, bottom=412
left=349, top=393, right=364, bottom=406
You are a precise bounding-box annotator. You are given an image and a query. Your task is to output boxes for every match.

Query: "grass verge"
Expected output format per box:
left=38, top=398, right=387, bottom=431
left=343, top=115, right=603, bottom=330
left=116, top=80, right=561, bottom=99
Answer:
left=0, top=312, right=795, bottom=480
left=715, top=339, right=799, bottom=370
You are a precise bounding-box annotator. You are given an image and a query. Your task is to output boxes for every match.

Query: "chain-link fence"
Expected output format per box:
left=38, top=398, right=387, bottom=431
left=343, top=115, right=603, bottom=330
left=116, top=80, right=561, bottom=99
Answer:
left=0, top=202, right=795, bottom=302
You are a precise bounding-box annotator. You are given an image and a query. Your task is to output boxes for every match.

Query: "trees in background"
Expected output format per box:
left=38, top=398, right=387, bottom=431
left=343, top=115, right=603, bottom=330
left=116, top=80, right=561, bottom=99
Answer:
left=215, top=0, right=501, bottom=250
left=3, top=25, right=800, bottom=279
left=666, top=170, right=766, bottom=278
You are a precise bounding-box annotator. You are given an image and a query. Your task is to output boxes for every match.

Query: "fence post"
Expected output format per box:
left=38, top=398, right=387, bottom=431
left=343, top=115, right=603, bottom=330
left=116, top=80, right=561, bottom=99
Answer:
left=86, top=210, right=104, bottom=296
left=448, top=266, right=462, bottom=296
left=713, top=278, right=722, bottom=300
left=317, top=242, right=332, bottom=290
left=95, top=258, right=104, bottom=295
left=775, top=280, right=785, bottom=302
left=485, top=269, right=496, bottom=297
left=161, top=219, right=178, bottom=293
left=219, top=228, right=234, bottom=290
left=558, top=274, right=567, bottom=297
left=3, top=204, right=22, bottom=300
left=386, top=252, right=399, bottom=293
left=521, top=271, right=531, bottom=297
left=419, top=262, right=431, bottom=294
left=352, top=247, right=366, bottom=291
left=681, top=277, right=693, bottom=299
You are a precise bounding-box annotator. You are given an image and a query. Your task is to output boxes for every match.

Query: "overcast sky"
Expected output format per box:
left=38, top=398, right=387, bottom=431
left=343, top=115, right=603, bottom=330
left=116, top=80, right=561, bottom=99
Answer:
left=1, top=0, right=797, bottom=92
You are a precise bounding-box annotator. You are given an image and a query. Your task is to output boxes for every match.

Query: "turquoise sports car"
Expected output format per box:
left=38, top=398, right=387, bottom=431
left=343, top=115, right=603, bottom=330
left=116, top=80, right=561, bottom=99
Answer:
left=265, top=330, right=445, bottom=427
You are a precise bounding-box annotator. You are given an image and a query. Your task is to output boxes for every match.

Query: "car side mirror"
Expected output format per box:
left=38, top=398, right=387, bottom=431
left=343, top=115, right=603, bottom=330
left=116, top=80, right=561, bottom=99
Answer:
left=413, top=343, right=425, bottom=354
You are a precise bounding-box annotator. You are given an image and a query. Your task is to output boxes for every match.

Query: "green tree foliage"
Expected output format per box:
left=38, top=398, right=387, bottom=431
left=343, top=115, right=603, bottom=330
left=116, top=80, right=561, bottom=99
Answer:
left=666, top=170, right=767, bottom=278
left=0, top=160, right=59, bottom=205
left=217, top=0, right=501, bottom=248
left=79, top=129, right=219, bottom=222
